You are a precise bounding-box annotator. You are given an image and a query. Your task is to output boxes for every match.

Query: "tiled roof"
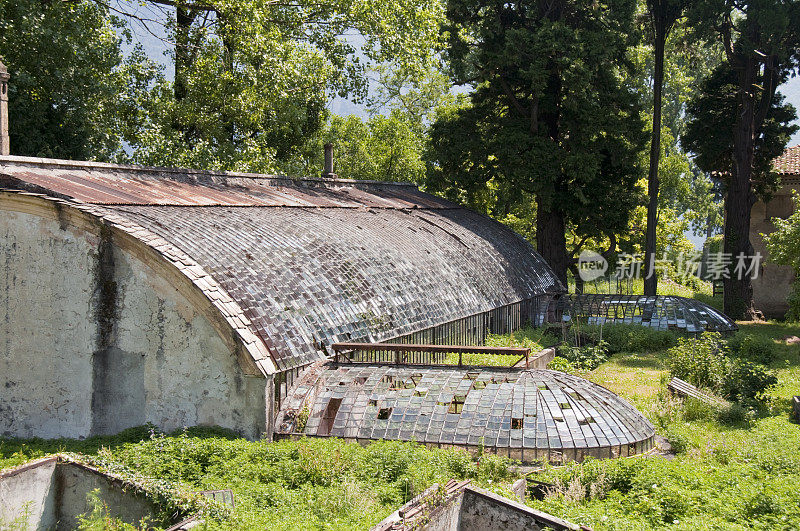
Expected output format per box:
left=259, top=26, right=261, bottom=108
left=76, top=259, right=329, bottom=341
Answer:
left=774, top=145, right=800, bottom=177
left=0, top=156, right=563, bottom=373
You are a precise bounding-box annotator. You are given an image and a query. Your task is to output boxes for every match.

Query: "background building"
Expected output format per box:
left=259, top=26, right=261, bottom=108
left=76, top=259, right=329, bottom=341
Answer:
left=751, top=145, right=799, bottom=318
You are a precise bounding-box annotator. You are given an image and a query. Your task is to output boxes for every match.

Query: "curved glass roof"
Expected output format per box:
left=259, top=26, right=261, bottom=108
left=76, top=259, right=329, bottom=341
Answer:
left=0, top=156, right=564, bottom=372
left=552, top=294, right=737, bottom=333
left=276, top=364, right=655, bottom=464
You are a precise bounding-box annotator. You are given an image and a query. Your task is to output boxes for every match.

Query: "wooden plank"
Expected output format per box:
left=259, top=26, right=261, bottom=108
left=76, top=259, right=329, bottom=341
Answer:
left=668, top=377, right=729, bottom=407
left=332, top=342, right=530, bottom=356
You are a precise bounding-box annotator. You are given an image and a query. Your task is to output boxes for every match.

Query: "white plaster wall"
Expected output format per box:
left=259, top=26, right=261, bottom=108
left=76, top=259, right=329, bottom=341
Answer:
left=0, top=206, right=266, bottom=439
left=0, top=211, right=97, bottom=438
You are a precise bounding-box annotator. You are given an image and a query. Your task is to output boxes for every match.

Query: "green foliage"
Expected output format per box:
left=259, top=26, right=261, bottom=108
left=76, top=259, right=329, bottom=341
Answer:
left=293, top=112, right=426, bottom=182
left=666, top=332, right=729, bottom=390
left=722, top=360, right=778, bottom=404
left=667, top=332, right=777, bottom=404
left=0, top=0, right=155, bottom=160
left=484, top=326, right=551, bottom=350
left=586, top=324, right=677, bottom=354
left=77, top=490, right=144, bottom=530
left=560, top=341, right=609, bottom=371
left=427, top=0, right=647, bottom=282
left=727, top=332, right=778, bottom=365
left=681, top=397, right=718, bottom=422
left=683, top=63, right=798, bottom=202
left=532, top=420, right=800, bottom=529
left=1, top=433, right=517, bottom=530
left=547, top=356, right=576, bottom=374
left=120, top=0, right=445, bottom=173
left=715, top=402, right=755, bottom=428
left=527, top=321, right=800, bottom=530
left=763, top=191, right=800, bottom=320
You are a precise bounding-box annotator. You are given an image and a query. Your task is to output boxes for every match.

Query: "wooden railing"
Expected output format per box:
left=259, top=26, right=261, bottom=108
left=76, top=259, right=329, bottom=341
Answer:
left=331, top=342, right=531, bottom=368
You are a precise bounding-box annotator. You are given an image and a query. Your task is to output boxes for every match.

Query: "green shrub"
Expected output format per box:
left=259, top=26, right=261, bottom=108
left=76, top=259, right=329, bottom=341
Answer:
left=682, top=398, right=718, bottom=421
left=666, top=332, right=728, bottom=391
left=722, top=360, right=778, bottom=403
left=585, top=324, right=676, bottom=354
left=77, top=490, right=144, bottom=530
left=716, top=402, right=754, bottom=427
left=547, top=356, right=575, bottom=373
left=667, top=332, right=777, bottom=404
left=559, top=341, right=609, bottom=370
left=727, top=332, right=778, bottom=365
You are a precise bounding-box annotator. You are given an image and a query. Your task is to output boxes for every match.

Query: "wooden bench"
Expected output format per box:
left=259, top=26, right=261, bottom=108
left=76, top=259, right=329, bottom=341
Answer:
left=668, top=377, right=730, bottom=408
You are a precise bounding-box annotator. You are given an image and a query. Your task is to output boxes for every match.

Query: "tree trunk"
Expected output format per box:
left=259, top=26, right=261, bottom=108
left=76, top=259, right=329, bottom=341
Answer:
left=569, top=263, right=584, bottom=294
left=644, top=21, right=666, bottom=296
left=537, top=196, right=568, bottom=288
left=724, top=59, right=759, bottom=320
left=174, top=6, right=196, bottom=103
left=173, top=6, right=198, bottom=144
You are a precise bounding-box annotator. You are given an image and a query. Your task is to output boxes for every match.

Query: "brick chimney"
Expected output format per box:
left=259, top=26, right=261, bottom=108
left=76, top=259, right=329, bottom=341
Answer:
left=321, top=142, right=338, bottom=179
left=0, top=60, right=8, bottom=155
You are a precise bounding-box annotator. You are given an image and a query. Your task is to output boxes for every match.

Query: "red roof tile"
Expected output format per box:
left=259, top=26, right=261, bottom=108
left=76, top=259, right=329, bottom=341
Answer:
left=774, top=145, right=800, bottom=176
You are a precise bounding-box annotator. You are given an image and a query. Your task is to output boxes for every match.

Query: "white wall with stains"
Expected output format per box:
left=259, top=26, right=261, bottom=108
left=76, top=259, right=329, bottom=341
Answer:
left=0, top=204, right=267, bottom=439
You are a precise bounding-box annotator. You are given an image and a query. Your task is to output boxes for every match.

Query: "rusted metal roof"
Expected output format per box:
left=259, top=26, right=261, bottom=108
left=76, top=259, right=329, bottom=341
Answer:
left=0, top=156, right=564, bottom=372
left=0, top=157, right=453, bottom=208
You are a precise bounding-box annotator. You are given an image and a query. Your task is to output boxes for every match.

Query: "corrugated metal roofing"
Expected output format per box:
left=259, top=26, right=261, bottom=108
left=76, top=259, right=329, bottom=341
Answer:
left=0, top=156, right=564, bottom=372
left=0, top=158, right=454, bottom=208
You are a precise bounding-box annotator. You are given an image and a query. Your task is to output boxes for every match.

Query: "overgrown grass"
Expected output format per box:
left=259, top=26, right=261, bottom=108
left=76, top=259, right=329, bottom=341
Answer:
left=566, top=275, right=714, bottom=299
left=1, top=432, right=518, bottom=530
left=440, top=326, right=556, bottom=366
left=527, top=321, right=800, bottom=530
left=441, top=352, right=523, bottom=366
left=4, top=322, right=797, bottom=530
left=484, top=326, right=556, bottom=350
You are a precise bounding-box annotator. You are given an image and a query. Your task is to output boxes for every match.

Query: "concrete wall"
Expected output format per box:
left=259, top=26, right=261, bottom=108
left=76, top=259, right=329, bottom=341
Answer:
left=0, top=199, right=267, bottom=439
left=373, top=484, right=578, bottom=531
left=0, top=457, right=159, bottom=530
left=0, top=458, right=58, bottom=529
left=751, top=184, right=797, bottom=318
left=456, top=487, right=577, bottom=531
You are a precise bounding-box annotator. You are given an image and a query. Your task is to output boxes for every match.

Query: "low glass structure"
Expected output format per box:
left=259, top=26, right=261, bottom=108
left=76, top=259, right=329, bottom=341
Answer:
left=276, top=363, right=656, bottom=464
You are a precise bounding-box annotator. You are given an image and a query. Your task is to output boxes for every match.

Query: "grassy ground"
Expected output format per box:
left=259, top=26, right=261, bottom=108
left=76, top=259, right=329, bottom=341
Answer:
left=2, top=322, right=797, bottom=530
left=527, top=321, right=800, bottom=530
left=0, top=431, right=519, bottom=530
left=442, top=327, right=557, bottom=366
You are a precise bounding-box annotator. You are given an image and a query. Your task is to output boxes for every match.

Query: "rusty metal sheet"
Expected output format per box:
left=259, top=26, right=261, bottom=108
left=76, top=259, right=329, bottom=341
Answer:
left=0, top=159, right=454, bottom=209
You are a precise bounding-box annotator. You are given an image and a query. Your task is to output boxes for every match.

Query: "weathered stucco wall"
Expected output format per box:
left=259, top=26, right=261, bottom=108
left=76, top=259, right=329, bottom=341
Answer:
left=0, top=199, right=267, bottom=439
left=0, top=457, right=159, bottom=530
left=751, top=185, right=797, bottom=319
left=0, top=458, right=58, bottom=529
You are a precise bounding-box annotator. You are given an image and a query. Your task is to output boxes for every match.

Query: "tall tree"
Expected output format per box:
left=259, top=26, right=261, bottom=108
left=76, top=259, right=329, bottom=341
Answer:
left=0, top=0, right=154, bottom=160
left=685, top=2, right=800, bottom=319
left=427, top=0, right=646, bottom=286
left=643, top=0, right=687, bottom=295
left=97, top=0, right=444, bottom=172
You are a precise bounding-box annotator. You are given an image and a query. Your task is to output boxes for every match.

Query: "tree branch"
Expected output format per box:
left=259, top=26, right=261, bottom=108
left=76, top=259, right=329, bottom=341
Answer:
left=498, top=75, right=528, bottom=119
